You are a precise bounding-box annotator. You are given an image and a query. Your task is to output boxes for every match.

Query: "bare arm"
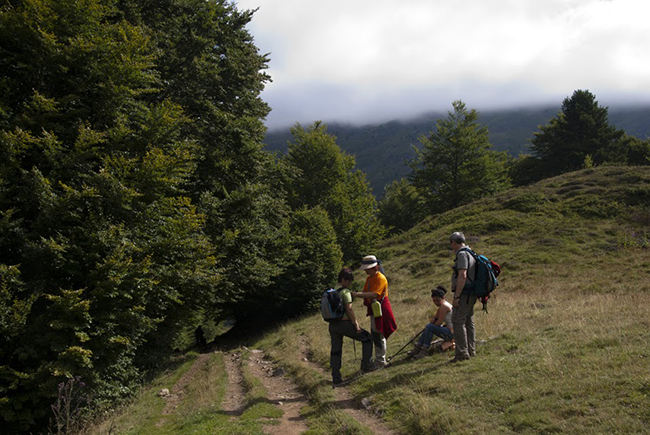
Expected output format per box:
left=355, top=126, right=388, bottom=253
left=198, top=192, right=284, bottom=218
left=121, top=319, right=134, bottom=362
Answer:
left=431, top=305, right=448, bottom=326
left=351, top=291, right=378, bottom=300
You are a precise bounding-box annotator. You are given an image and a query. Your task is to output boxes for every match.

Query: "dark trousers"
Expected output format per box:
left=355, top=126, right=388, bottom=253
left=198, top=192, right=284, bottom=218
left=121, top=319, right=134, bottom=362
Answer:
left=329, top=320, right=372, bottom=383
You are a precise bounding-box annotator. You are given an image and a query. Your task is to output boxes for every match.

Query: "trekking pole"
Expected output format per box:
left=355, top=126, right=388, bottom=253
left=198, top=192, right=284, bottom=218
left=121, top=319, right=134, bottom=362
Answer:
left=387, top=328, right=425, bottom=363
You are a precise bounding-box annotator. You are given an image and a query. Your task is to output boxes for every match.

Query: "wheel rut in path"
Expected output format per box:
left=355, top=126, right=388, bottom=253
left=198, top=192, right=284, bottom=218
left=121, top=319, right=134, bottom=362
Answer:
left=222, top=351, right=246, bottom=418
left=298, top=336, right=399, bottom=435
left=156, top=353, right=211, bottom=427
left=246, top=349, right=310, bottom=435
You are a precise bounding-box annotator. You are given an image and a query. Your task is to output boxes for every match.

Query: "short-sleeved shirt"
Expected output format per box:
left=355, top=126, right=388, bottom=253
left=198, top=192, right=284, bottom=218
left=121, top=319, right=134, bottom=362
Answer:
left=362, top=271, right=388, bottom=300
left=452, top=247, right=476, bottom=292
left=338, top=287, right=353, bottom=320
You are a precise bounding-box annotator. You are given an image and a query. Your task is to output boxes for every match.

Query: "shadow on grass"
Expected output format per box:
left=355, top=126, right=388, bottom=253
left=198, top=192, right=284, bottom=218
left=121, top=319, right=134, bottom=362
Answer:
left=351, top=355, right=453, bottom=397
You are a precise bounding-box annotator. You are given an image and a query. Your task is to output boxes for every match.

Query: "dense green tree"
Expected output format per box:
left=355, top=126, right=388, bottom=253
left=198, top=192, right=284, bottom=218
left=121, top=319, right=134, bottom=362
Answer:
left=378, top=178, right=427, bottom=233
left=116, top=0, right=302, bottom=325
left=508, top=154, right=547, bottom=186
left=626, top=136, right=650, bottom=165
left=284, top=122, right=386, bottom=262
left=266, top=206, right=342, bottom=318
left=409, top=101, right=510, bottom=214
left=530, top=90, right=628, bottom=177
left=0, top=0, right=277, bottom=430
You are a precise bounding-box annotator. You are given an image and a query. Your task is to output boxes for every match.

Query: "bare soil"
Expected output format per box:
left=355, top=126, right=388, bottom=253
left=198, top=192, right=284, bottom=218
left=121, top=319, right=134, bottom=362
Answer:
left=298, top=336, right=399, bottom=435
left=222, top=351, right=246, bottom=418
left=246, top=349, right=309, bottom=435
left=155, top=340, right=398, bottom=434
left=156, top=353, right=211, bottom=427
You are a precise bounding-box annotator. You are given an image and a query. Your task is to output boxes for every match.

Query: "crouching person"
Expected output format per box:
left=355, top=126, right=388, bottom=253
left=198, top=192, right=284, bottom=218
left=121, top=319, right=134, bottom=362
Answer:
left=408, top=286, right=454, bottom=359
left=330, top=268, right=373, bottom=385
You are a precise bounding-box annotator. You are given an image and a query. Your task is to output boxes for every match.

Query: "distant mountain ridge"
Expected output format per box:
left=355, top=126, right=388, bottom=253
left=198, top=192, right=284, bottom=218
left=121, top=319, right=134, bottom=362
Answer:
left=263, top=105, right=650, bottom=196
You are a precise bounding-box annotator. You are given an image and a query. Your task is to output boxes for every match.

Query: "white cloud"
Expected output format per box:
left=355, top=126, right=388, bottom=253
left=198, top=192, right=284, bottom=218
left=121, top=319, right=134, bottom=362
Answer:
left=236, top=0, right=650, bottom=128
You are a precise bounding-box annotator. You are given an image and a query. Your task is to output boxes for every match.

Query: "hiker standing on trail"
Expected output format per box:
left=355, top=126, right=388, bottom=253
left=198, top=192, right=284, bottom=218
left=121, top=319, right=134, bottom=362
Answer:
left=407, top=286, right=454, bottom=359
left=329, top=268, right=373, bottom=385
left=449, top=232, right=477, bottom=363
left=352, top=255, right=397, bottom=368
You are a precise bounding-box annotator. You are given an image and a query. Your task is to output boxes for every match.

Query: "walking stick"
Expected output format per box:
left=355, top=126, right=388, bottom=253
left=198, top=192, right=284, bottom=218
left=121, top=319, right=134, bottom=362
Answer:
left=387, top=328, right=426, bottom=363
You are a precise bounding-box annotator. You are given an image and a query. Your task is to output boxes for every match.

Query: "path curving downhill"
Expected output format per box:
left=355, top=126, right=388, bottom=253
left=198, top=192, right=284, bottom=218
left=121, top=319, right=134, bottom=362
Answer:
left=298, top=336, right=399, bottom=435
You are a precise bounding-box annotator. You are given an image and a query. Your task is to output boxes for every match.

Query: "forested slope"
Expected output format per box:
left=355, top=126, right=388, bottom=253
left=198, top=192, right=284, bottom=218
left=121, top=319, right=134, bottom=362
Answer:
left=264, top=106, right=650, bottom=194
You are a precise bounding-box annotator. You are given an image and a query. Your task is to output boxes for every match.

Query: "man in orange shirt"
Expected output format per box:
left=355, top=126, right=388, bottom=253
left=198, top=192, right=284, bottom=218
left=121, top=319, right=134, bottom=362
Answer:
left=353, top=255, right=397, bottom=368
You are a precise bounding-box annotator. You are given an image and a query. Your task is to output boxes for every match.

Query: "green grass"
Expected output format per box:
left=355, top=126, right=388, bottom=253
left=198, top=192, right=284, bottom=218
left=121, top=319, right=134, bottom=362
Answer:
left=86, top=166, right=650, bottom=435
left=254, top=166, right=650, bottom=435
left=85, top=350, right=286, bottom=435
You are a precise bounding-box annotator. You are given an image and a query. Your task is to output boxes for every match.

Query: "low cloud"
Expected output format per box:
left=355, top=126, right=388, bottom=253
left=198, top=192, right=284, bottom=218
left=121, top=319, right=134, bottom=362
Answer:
left=237, top=0, right=650, bottom=129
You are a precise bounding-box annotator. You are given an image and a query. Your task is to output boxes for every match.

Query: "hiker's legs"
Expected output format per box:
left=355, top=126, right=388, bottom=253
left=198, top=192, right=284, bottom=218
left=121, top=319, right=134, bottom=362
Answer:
left=430, top=324, right=454, bottom=342
left=331, top=321, right=373, bottom=373
left=420, top=323, right=437, bottom=347
left=452, top=294, right=477, bottom=359
left=465, top=303, right=476, bottom=356
left=328, top=323, right=344, bottom=383
left=349, top=329, right=373, bottom=371
left=370, top=320, right=387, bottom=364
left=342, top=323, right=373, bottom=371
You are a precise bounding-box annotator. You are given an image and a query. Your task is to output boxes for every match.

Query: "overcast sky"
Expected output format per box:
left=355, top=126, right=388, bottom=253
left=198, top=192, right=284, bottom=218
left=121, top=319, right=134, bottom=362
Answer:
left=235, top=0, right=650, bottom=130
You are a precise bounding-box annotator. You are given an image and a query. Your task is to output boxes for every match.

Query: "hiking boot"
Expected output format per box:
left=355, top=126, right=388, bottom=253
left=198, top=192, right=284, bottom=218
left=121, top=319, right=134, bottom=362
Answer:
left=371, top=360, right=388, bottom=370
left=412, top=347, right=429, bottom=359
left=406, top=344, right=423, bottom=357
left=448, top=355, right=470, bottom=364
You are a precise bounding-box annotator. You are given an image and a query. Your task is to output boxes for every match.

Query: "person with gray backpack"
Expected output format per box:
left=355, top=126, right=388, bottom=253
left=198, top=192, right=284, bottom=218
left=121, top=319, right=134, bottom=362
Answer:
left=326, top=267, right=373, bottom=385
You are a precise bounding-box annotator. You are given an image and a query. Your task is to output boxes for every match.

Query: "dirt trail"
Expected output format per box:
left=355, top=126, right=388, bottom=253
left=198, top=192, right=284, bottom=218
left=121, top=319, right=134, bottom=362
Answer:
left=156, top=353, right=211, bottom=427
left=222, top=351, right=246, bottom=418
left=246, top=349, right=309, bottom=435
left=156, top=342, right=398, bottom=434
left=298, top=336, right=399, bottom=435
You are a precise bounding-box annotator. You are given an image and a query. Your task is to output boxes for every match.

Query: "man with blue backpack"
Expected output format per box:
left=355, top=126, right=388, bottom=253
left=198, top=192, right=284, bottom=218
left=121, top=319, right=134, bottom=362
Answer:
left=448, top=231, right=501, bottom=363
left=449, top=232, right=478, bottom=363
left=324, top=267, right=373, bottom=385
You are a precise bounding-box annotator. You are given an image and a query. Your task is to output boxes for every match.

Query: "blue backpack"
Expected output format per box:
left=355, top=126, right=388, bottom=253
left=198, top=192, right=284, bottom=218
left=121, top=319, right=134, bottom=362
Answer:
left=320, top=288, right=345, bottom=322
left=458, top=248, right=501, bottom=312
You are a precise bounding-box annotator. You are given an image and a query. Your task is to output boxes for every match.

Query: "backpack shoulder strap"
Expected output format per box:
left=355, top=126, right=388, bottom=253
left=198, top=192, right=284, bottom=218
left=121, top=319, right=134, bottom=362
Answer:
left=456, top=247, right=478, bottom=282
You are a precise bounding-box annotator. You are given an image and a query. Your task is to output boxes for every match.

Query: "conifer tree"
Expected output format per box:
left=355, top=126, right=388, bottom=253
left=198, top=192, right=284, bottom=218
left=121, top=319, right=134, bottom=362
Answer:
left=530, top=90, right=628, bottom=177
left=409, top=101, right=509, bottom=214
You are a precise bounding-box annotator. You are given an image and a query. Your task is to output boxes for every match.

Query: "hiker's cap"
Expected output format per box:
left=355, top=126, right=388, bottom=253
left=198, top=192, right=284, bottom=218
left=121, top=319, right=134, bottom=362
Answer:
left=360, top=255, right=378, bottom=270
left=449, top=231, right=466, bottom=244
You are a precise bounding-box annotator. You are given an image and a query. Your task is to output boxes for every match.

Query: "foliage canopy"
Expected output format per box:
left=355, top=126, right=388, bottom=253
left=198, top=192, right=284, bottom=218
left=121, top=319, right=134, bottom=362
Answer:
left=0, top=1, right=352, bottom=431
left=409, top=100, right=510, bottom=215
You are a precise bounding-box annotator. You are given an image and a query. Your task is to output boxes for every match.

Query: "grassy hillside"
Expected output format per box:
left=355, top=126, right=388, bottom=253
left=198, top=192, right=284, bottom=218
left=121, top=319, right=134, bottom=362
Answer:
left=86, top=166, right=650, bottom=435
left=264, top=106, right=650, bottom=195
